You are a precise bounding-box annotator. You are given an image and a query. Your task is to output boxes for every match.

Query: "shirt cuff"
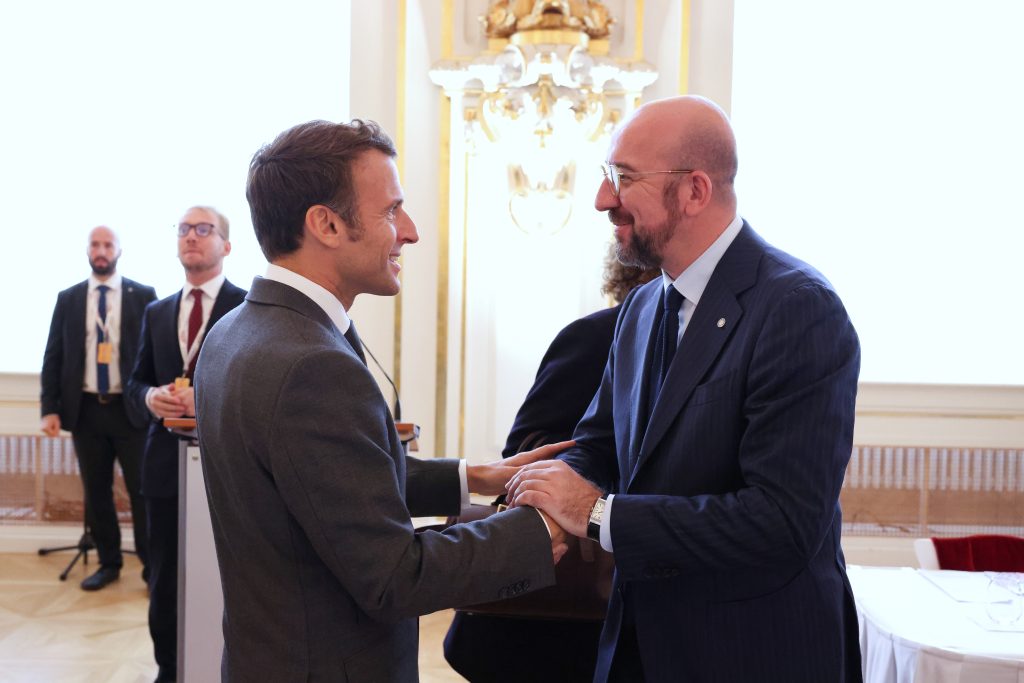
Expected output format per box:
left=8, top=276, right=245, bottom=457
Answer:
left=535, top=508, right=553, bottom=538
left=458, top=459, right=470, bottom=510
left=600, top=494, right=614, bottom=552
left=145, top=387, right=158, bottom=417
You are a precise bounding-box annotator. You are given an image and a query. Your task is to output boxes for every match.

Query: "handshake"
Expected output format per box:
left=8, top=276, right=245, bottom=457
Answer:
left=466, top=440, right=603, bottom=565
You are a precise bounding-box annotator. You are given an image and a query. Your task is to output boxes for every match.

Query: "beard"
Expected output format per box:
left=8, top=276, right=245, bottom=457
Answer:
left=616, top=223, right=667, bottom=269
left=613, top=181, right=683, bottom=269
left=89, top=255, right=118, bottom=276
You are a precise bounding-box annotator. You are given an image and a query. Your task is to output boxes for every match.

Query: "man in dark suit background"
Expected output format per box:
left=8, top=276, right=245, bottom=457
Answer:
left=195, top=119, right=569, bottom=682
left=40, top=226, right=156, bottom=591
left=510, top=96, right=863, bottom=682
left=126, top=206, right=246, bottom=683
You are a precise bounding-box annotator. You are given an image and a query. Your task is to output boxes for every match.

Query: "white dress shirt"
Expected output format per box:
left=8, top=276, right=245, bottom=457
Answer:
left=600, top=214, right=744, bottom=552
left=177, top=273, right=226, bottom=375
left=84, top=273, right=123, bottom=394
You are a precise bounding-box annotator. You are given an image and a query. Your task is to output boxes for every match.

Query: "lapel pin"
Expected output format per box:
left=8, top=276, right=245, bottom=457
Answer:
left=717, top=318, right=726, bottom=328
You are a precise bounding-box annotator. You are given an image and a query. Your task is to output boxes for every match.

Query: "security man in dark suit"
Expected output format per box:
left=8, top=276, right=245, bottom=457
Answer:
left=41, top=225, right=157, bottom=591
left=127, top=205, right=246, bottom=683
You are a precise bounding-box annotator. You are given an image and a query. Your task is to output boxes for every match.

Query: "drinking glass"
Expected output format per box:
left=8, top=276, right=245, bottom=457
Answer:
left=985, top=572, right=1024, bottom=625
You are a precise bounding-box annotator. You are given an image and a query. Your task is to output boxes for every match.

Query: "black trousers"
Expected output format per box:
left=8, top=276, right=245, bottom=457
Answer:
left=147, top=494, right=178, bottom=680
left=71, top=393, right=148, bottom=569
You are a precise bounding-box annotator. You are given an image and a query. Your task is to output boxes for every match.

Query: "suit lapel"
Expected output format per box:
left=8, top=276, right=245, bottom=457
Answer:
left=161, top=291, right=184, bottom=372
left=208, top=282, right=237, bottom=329
left=630, top=224, right=763, bottom=482
left=625, top=284, right=662, bottom=470
left=119, top=280, right=138, bottom=346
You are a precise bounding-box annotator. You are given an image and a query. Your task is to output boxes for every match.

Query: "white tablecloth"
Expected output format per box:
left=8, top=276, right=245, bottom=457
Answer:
left=849, top=565, right=1024, bottom=683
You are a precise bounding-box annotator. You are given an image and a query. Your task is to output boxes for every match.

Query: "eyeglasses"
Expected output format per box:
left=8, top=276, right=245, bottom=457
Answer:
left=177, top=222, right=218, bottom=238
left=601, top=163, right=695, bottom=197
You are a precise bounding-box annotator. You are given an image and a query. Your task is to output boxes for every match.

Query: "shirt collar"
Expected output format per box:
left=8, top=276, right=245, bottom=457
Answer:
left=184, top=273, right=225, bottom=301
left=264, top=264, right=350, bottom=333
left=88, top=273, right=122, bottom=291
left=663, top=214, right=744, bottom=303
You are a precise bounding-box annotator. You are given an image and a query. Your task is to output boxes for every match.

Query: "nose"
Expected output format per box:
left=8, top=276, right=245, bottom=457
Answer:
left=595, top=177, right=619, bottom=212
left=398, top=209, right=419, bottom=245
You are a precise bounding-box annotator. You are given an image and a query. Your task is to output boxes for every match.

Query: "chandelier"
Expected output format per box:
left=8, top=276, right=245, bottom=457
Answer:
left=430, top=1, right=658, bottom=234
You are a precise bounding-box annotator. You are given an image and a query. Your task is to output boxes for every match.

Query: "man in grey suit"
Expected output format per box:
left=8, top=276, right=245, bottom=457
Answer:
left=41, top=226, right=156, bottom=591
left=195, top=119, right=568, bottom=682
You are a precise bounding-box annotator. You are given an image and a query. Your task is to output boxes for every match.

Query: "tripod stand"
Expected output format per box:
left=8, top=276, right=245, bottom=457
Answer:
left=38, top=521, right=95, bottom=581
left=37, top=507, right=138, bottom=581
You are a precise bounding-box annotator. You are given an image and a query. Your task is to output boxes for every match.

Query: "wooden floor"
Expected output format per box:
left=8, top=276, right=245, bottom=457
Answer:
left=0, top=552, right=465, bottom=682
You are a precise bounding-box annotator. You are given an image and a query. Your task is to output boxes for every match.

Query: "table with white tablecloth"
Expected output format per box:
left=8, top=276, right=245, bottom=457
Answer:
left=849, top=565, right=1024, bottom=683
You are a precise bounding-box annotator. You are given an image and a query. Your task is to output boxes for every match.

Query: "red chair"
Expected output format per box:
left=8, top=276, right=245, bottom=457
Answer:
left=927, top=534, right=1024, bottom=571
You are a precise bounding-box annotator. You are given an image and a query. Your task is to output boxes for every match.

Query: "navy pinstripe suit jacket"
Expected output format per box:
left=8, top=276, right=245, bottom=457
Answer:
left=562, top=223, right=863, bottom=682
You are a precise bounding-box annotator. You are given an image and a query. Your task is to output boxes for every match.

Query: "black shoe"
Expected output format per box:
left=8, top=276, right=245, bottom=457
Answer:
left=80, top=566, right=120, bottom=591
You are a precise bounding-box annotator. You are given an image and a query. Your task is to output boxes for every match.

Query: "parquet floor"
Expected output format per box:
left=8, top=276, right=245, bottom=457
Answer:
left=0, top=552, right=464, bottom=682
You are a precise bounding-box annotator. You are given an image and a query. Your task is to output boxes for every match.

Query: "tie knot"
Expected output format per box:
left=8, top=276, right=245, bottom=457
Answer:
left=97, top=284, right=109, bottom=294
left=664, top=285, right=683, bottom=313
left=190, top=288, right=203, bottom=302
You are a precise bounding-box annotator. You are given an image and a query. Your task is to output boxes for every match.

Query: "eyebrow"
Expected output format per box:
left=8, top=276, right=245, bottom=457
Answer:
left=610, top=161, right=639, bottom=172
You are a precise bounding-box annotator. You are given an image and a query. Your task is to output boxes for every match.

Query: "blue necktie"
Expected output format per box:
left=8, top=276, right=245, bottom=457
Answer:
left=648, top=285, right=684, bottom=409
left=96, top=284, right=110, bottom=396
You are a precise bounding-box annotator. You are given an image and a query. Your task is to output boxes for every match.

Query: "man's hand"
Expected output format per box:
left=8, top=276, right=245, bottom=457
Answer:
left=538, top=509, right=569, bottom=565
left=506, top=459, right=602, bottom=537
left=41, top=414, right=61, bottom=437
left=147, top=384, right=188, bottom=419
left=466, top=440, right=575, bottom=495
left=178, top=386, right=196, bottom=417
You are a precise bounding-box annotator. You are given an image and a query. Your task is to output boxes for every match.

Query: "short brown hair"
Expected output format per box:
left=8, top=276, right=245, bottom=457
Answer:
left=246, top=119, right=396, bottom=260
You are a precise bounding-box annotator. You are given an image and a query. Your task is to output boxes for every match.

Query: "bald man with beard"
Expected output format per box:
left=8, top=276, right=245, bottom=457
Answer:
left=41, top=226, right=157, bottom=591
left=508, top=96, right=863, bottom=682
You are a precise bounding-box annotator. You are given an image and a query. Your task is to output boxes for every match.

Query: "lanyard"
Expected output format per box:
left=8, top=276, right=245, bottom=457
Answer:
left=92, top=290, right=115, bottom=341
left=180, top=293, right=207, bottom=376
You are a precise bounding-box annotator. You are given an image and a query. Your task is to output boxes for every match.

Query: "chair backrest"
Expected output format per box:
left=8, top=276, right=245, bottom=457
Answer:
left=914, top=538, right=940, bottom=569
left=929, top=534, right=1024, bottom=572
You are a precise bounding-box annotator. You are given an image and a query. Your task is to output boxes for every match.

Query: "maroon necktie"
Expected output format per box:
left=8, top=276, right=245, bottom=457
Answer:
left=186, top=288, right=204, bottom=379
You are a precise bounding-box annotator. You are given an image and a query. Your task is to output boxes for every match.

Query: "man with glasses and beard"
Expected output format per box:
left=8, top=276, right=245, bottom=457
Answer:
left=127, top=206, right=246, bottom=683
left=508, top=96, right=862, bottom=682
left=41, top=226, right=157, bottom=591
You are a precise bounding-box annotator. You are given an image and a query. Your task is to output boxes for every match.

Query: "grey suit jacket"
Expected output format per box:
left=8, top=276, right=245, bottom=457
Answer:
left=195, top=277, right=555, bottom=683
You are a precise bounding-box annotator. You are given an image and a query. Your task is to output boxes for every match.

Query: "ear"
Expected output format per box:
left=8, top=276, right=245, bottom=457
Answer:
left=221, top=240, right=232, bottom=257
left=681, top=172, right=714, bottom=216
left=304, top=205, right=346, bottom=249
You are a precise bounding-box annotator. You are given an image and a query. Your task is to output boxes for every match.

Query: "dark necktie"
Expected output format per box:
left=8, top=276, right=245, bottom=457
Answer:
left=186, top=288, right=204, bottom=379
left=648, top=285, right=684, bottom=409
left=96, top=284, right=110, bottom=396
left=344, top=322, right=367, bottom=366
